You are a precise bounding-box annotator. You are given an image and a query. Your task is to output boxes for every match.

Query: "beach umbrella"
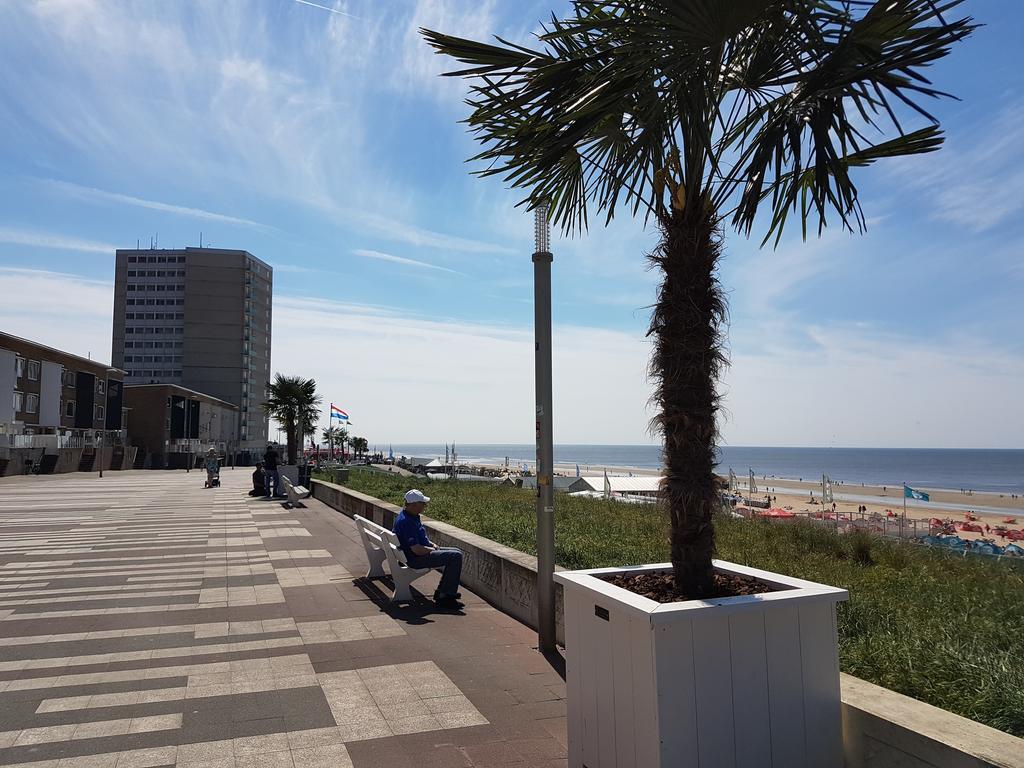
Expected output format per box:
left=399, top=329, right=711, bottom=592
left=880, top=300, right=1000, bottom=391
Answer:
left=762, top=508, right=796, bottom=518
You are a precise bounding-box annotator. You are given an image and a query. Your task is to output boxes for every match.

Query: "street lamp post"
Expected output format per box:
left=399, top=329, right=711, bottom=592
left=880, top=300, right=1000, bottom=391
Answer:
left=533, top=202, right=556, bottom=653
left=185, top=399, right=192, bottom=473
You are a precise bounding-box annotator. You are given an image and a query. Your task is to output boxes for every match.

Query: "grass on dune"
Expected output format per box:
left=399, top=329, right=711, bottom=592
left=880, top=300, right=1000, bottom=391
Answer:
left=326, top=468, right=1024, bottom=737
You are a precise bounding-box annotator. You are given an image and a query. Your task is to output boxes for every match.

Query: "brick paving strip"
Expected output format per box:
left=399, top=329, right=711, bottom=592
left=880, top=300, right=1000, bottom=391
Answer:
left=0, top=470, right=567, bottom=768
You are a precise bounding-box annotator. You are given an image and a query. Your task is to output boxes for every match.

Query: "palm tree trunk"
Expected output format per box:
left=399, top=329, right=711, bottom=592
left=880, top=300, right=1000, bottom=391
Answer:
left=649, top=205, right=727, bottom=598
left=286, top=422, right=297, bottom=465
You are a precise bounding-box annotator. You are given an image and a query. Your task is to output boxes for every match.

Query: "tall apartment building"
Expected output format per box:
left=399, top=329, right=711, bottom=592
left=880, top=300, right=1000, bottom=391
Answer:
left=111, top=247, right=272, bottom=449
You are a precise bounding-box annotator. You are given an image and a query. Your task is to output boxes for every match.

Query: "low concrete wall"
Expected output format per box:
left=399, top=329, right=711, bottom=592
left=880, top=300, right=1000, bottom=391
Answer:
left=312, top=479, right=565, bottom=644
left=0, top=447, right=137, bottom=476
left=52, top=448, right=84, bottom=474
left=311, top=479, right=1024, bottom=767
left=841, top=674, right=1024, bottom=768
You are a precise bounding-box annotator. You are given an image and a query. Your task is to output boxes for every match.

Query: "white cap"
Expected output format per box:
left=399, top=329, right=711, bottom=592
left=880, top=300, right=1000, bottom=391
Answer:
left=404, top=489, right=430, bottom=504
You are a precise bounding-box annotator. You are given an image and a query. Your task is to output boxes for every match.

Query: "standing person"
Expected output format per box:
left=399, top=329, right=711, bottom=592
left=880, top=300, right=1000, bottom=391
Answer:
left=263, top=444, right=281, bottom=498
left=393, top=489, right=464, bottom=607
left=204, top=449, right=220, bottom=488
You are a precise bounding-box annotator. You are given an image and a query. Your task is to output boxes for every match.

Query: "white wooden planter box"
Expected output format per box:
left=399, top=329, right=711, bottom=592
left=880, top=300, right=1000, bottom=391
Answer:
left=553, top=561, right=848, bottom=768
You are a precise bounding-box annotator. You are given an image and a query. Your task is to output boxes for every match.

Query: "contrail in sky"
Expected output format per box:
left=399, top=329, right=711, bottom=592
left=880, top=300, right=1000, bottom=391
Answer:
left=290, top=0, right=358, bottom=18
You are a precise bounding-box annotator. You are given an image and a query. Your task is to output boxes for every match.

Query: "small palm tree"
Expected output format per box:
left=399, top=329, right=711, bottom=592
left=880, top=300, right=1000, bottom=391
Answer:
left=262, top=374, right=322, bottom=465
left=424, top=1, right=973, bottom=596
left=351, top=436, right=369, bottom=460
left=322, top=426, right=348, bottom=459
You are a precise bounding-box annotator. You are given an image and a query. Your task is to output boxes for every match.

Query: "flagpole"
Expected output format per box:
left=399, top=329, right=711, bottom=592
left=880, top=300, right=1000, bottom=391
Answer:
left=902, top=482, right=906, bottom=538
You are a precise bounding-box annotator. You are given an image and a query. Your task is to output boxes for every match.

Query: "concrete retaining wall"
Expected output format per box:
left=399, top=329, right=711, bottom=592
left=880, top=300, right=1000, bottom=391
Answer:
left=841, top=674, right=1024, bottom=768
left=0, top=446, right=138, bottom=476
left=311, top=479, right=1024, bottom=768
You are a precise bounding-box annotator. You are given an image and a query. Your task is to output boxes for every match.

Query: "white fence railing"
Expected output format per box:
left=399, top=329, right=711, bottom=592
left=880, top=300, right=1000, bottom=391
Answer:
left=0, top=431, right=127, bottom=451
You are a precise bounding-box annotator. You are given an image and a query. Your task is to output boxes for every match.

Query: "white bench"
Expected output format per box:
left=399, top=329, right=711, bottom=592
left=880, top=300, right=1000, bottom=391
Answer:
left=353, top=515, right=431, bottom=602
left=280, top=475, right=310, bottom=507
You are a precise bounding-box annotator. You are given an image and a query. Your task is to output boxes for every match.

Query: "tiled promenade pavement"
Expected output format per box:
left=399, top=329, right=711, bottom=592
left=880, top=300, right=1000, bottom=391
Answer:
left=0, top=469, right=567, bottom=768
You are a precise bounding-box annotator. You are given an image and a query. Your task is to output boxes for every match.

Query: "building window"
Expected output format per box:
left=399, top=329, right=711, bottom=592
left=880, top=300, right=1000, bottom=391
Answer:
left=26, top=394, right=38, bottom=413
left=15, top=357, right=25, bottom=378
left=95, top=404, right=104, bottom=420
left=13, top=391, right=23, bottom=412
left=65, top=400, right=75, bottom=417
left=128, top=256, right=137, bottom=263
left=97, top=380, right=105, bottom=396
left=26, top=360, right=39, bottom=380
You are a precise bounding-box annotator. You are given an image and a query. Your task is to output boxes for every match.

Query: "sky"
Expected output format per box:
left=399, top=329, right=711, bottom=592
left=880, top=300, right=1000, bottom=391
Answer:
left=0, top=0, right=1021, bottom=449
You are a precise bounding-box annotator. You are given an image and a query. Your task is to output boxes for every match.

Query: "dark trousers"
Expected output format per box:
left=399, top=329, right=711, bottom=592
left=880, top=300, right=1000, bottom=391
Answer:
left=407, top=547, right=463, bottom=596
left=265, top=469, right=280, bottom=497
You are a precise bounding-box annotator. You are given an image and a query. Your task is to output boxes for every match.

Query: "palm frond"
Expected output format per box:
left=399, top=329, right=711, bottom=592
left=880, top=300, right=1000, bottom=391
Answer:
left=424, top=0, right=973, bottom=242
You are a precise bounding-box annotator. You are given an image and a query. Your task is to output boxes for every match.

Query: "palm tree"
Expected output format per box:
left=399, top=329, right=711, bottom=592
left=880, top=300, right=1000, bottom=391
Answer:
left=351, top=436, right=369, bottom=461
left=424, top=1, right=972, bottom=597
left=322, top=426, right=348, bottom=459
left=262, top=374, right=322, bottom=465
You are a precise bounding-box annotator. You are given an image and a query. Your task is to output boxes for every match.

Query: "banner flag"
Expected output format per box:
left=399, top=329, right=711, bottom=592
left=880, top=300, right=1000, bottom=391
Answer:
left=904, top=485, right=930, bottom=502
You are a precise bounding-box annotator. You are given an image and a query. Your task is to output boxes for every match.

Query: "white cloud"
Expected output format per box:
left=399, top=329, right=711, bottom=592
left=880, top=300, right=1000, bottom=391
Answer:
left=722, top=324, right=1024, bottom=449
left=351, top=249, right=464, bottom=275
left=1, top=1, right=519, bottom=260
left=0, top=268, right=115, bottom=364
left=345, top=211, right=515, bottom=255
left=888, top=101, right=1024, bottom=232
left=2, top=267, right=1021, bottom=448
left=42, top=179, right=269, bottom=229
left=0, top=227, right=115, bottom=254
left=393, top=0, right=501, bottom=102
left=265, top=295, right=655, bottom=444
left=289, top=0, right=357, bottom=20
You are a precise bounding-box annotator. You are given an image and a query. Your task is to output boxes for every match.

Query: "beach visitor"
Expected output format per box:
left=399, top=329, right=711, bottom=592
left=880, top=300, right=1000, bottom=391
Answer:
left=263, top=444, right=281, bottom=498
left=393, top=489, right=464, bottom=608
left=249, top=462, right=266, bottom=497
left=204, top=449, right=219, bottom=487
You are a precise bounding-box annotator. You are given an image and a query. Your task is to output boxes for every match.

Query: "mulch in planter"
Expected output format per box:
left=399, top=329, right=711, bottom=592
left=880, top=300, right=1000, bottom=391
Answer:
left=601, top=571, right=772, bottom=603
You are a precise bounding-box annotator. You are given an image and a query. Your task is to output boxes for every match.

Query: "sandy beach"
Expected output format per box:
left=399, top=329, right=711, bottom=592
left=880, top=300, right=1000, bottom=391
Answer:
left=474, top=460, right=1024, bottom=539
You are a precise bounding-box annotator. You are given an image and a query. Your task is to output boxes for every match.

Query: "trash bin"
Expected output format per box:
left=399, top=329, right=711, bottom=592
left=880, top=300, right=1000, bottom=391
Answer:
left=299, top=464, right=311, bottom=487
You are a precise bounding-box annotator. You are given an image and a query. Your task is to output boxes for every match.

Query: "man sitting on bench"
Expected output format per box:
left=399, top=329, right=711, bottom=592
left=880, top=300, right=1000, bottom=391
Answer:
left=393, top=489, right=464, bottom=608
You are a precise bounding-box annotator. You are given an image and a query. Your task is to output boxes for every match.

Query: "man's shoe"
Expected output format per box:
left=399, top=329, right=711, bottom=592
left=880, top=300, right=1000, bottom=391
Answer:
left=433, top=591, right=462, bottom=600
left=435, top=595, right=463, bottom=609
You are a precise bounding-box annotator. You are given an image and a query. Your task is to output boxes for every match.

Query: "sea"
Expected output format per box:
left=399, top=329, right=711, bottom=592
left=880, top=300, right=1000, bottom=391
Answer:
left=382, top=444, right=1024, bottom=494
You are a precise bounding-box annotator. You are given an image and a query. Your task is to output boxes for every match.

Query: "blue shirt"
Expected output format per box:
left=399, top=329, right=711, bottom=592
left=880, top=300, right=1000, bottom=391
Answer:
left=393, top=509, right=430, bottom=560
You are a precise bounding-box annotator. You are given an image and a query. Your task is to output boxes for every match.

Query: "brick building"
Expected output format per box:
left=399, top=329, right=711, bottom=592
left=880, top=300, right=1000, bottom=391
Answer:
left=124, top=384, right=238, bottom=469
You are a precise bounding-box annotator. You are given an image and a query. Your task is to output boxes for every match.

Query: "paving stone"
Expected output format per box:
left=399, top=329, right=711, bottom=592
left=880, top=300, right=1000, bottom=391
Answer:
left=0, top=471, right=566, bottom=768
